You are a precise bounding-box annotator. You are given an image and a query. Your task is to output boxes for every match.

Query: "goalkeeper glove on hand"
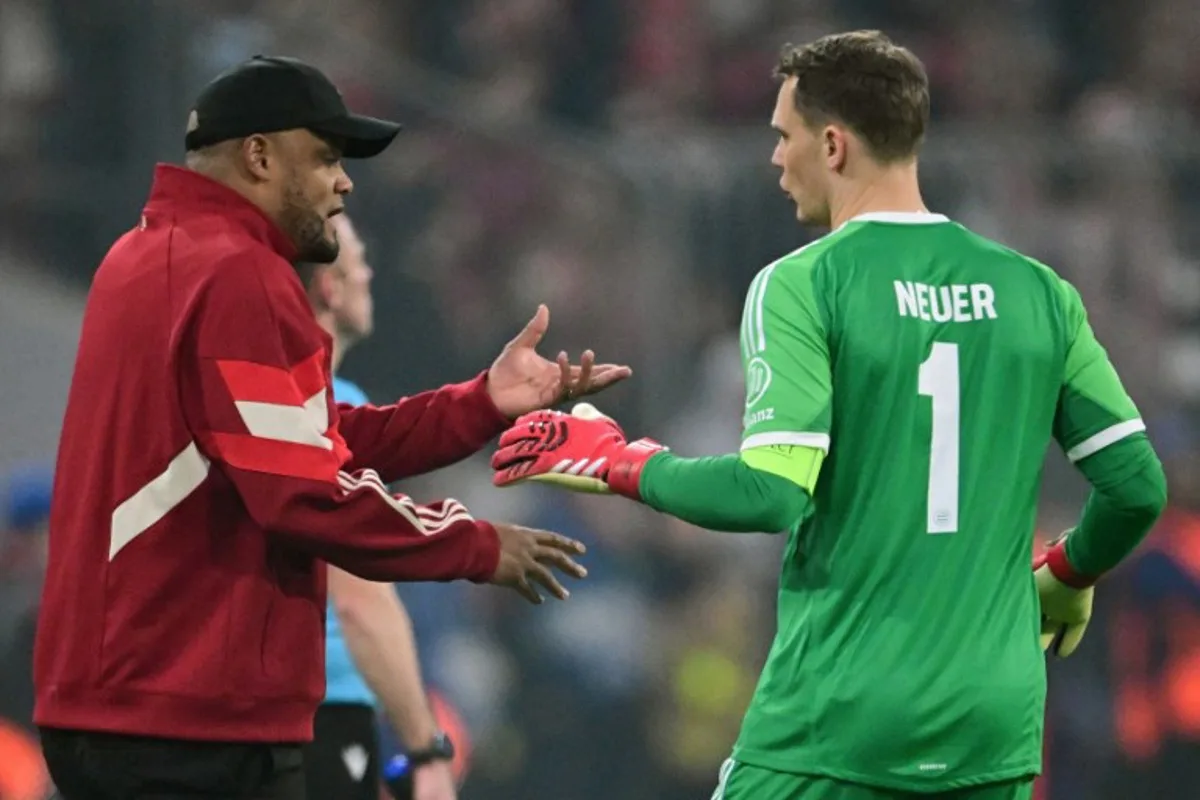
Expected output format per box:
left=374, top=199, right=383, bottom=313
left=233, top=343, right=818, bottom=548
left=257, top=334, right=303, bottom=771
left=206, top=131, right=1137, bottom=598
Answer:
left=490, top=403, right=665, bottom=500
left=1033, top=530, right=1096, bottom=658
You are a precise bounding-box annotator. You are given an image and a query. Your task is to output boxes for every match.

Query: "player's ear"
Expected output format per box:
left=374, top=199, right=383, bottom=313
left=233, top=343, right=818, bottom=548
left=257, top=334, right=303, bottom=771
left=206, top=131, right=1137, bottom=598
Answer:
left=321, top=268, right=344, bottom=311
left=304, top=267, right=338, bottom=312
left=242, top=134, right=272, bottom=181
left=824, top=127, right=848, bottom=172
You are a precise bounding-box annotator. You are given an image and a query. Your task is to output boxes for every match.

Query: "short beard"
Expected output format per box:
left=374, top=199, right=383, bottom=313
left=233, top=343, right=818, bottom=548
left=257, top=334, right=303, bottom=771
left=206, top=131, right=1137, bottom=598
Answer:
left=280, top=180, right=339, bottom=264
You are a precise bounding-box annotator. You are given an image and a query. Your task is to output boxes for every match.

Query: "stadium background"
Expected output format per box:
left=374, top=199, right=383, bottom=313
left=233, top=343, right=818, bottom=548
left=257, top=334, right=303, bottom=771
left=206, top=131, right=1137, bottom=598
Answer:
left=1, top=1, right=1199, bottom=798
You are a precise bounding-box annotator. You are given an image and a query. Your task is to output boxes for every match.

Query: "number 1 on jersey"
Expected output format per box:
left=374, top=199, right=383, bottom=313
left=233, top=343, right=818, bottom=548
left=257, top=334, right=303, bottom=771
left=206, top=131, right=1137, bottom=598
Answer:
left=918, top=342, right=960, bottom=534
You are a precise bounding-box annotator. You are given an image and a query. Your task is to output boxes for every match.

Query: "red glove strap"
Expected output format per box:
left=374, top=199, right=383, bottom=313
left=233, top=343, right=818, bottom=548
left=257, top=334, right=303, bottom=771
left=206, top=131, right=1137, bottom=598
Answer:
left=606, top=440, right=663, bottom=500
left=1043, top=540, right=1097, bottom=589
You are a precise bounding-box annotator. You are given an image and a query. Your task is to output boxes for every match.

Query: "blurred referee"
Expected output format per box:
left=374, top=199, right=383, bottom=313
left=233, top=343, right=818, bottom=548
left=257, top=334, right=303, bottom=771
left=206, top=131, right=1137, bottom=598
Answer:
left=298, top=215, right=457, bottom=800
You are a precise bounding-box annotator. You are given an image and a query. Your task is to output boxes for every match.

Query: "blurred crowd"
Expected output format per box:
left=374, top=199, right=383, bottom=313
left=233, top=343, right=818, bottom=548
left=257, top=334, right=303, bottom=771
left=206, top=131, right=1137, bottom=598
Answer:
left=2, top=0, right=1199, bottom=798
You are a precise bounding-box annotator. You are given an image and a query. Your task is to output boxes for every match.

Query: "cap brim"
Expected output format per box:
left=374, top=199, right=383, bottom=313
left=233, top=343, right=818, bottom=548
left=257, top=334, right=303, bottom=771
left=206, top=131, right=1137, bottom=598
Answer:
left=312, top=113, right=402, bottom=159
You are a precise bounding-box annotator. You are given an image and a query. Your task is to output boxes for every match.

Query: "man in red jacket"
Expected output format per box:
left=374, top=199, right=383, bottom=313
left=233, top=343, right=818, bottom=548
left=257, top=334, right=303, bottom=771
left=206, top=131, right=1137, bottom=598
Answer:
left=34, top=55, right=625, bottom=800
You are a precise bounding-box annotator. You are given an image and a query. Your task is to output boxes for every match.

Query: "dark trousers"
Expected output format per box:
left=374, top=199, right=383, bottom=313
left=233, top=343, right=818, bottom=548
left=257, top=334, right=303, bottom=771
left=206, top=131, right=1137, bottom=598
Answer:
left=40, top=727, right=305, bottom=800
left=302, top=703, right=381, bottom=800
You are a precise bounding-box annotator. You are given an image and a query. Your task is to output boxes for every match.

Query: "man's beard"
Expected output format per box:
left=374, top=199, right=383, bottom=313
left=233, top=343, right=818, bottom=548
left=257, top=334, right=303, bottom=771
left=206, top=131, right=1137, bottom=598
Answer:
left=281, top=182, right=339, bottom=264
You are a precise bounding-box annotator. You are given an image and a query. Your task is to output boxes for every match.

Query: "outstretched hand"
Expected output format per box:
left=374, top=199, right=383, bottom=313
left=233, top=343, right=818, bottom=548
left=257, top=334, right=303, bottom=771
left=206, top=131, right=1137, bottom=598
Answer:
left=490, top=523, right=588, bottom=605
left=486, top=305, right=632, bottom=419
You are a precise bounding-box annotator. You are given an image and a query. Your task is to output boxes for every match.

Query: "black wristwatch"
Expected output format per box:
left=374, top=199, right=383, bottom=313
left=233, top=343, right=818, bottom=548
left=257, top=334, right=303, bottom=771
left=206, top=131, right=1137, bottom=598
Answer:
left=407, top=731, right=455, bottom=767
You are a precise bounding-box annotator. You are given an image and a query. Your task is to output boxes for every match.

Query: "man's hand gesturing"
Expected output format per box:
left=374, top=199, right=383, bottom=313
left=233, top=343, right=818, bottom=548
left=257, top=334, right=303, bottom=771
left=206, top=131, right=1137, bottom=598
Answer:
left=486, top=305, right=631, bottom=418
left=488, top=523, right=588, bottom=604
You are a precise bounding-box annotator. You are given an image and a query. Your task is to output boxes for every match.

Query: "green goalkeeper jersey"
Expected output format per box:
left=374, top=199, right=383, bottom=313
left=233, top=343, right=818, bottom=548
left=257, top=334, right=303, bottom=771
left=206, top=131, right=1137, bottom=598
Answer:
left=732, top=212, right=1143, bottom=791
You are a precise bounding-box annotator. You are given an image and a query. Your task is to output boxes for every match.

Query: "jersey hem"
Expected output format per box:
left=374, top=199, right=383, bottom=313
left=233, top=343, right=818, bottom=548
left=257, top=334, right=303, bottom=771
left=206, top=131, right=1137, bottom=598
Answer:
left=730, top=747, right=1040, bottom=793
left=36, top=684, right=318, bottom=743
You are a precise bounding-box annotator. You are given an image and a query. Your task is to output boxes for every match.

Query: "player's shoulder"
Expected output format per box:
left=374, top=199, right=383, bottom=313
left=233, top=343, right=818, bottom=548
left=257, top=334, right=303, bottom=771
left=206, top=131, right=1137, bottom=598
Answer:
left=751, top=232, right=842, bottom=298
left=168, top=199, right=286, bottom=270
left=189, top=248, right=325, bottom=367
left=954, top=223, right=1056, bottom=270
left=332, top=376, right=370, bottom=406
left=210, top=245, right=298, bottom=292
left=761, top=214, right=951, bottom=287
left=198, top=240, right=309, bottom=323
left=772, top=229, right=846, bottom=272
left=950, top=223, right=1082, bottom=307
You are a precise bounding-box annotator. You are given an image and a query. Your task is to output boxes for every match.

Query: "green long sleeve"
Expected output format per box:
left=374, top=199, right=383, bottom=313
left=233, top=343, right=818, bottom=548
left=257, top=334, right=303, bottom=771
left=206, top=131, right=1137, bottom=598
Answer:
left=639, top=452, right=812, bottom=532
left=1066, top=432, right=1168, bottom=576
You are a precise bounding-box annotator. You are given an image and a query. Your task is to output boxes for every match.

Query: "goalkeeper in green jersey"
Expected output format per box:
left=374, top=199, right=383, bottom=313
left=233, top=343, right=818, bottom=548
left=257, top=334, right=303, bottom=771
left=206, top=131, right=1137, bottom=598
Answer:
left=490, top=30, right=1167, bottom=800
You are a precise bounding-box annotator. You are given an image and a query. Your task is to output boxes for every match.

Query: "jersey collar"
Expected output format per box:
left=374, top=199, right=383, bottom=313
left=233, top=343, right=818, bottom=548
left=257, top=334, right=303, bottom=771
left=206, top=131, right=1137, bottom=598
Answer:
left=145, top=164, right=299, bottom=262
left=841, top=211, right=951, bottom=227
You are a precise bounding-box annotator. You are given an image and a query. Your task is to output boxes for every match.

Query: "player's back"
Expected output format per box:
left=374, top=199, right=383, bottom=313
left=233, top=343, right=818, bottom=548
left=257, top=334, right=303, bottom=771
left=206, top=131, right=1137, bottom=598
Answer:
left=735, top=213, right=1070, bottom=791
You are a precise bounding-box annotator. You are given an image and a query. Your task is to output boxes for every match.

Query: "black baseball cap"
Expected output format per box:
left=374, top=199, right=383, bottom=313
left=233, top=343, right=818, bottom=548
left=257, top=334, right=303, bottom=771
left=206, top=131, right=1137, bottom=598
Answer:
left=184, top=55, right=401, bottom=159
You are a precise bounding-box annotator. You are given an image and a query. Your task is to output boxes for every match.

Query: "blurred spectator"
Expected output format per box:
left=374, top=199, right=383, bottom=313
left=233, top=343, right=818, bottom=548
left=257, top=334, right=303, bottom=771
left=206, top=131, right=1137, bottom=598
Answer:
left=1100, top=416, right=1200, bottom=797
left=0, top=464, right=52, bottom=734
left=0, top=0, right=60, bottom=161
left=0, top=719, right=50, bottom=800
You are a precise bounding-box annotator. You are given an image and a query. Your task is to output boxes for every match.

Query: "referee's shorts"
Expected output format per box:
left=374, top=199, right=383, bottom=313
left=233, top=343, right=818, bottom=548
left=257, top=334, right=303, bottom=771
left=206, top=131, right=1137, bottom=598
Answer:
left=40, top=727, right=305, bottom=799
left=303, top=703, right=380, bottom=800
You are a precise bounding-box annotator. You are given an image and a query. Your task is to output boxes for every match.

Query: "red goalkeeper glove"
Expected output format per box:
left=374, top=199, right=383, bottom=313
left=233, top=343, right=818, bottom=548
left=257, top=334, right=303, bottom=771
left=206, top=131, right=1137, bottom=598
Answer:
left=1033, top=530, right=1095, bottom=658
left=490, top=403, right=666, bottom=500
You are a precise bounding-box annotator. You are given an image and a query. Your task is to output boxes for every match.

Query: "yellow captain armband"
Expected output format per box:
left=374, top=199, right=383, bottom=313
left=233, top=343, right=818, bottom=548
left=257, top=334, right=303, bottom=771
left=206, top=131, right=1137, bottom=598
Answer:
left=740, top=444, right=825, bottom=493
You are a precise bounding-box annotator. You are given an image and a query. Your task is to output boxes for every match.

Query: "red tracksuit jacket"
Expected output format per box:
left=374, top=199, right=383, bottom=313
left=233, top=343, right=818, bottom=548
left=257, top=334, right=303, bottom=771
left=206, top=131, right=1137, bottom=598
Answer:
left=34, top=165, right=507, bottom=743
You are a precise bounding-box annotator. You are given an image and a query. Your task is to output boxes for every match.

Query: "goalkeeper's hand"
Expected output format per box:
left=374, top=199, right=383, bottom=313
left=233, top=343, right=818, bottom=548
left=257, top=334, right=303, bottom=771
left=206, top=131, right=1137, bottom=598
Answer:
left=1033, top=531, right=1095, bottom=658
left=491, top=403, right=666, bottom=500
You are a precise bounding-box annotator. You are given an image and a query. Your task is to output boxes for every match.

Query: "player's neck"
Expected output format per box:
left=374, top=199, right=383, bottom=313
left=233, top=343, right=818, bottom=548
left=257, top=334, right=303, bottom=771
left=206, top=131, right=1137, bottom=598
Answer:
left=330, top=339, right=347, bottom=373
left=829, top=162, right=927, bottom=231
left=314, top=311, right=348, bottom=372
left=330, top=331, right=363, bottom=374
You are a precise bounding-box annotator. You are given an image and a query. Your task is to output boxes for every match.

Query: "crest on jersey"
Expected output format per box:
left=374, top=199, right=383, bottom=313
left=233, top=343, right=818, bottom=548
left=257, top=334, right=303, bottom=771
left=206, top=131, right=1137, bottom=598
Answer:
left=745, top=357, right=772, bottom=408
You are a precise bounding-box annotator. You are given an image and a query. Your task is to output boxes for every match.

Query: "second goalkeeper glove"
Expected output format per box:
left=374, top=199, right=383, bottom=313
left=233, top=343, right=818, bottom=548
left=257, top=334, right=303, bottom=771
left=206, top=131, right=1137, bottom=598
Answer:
left=491, top=403, right=665, bottom=500
left=1033, top=530, right=1095, bottom=658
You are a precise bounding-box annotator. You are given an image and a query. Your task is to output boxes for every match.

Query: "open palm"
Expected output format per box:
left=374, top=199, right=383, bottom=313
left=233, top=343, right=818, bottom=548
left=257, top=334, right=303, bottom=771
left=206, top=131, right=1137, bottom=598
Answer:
left=486, top=305, right=631, bottom=419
